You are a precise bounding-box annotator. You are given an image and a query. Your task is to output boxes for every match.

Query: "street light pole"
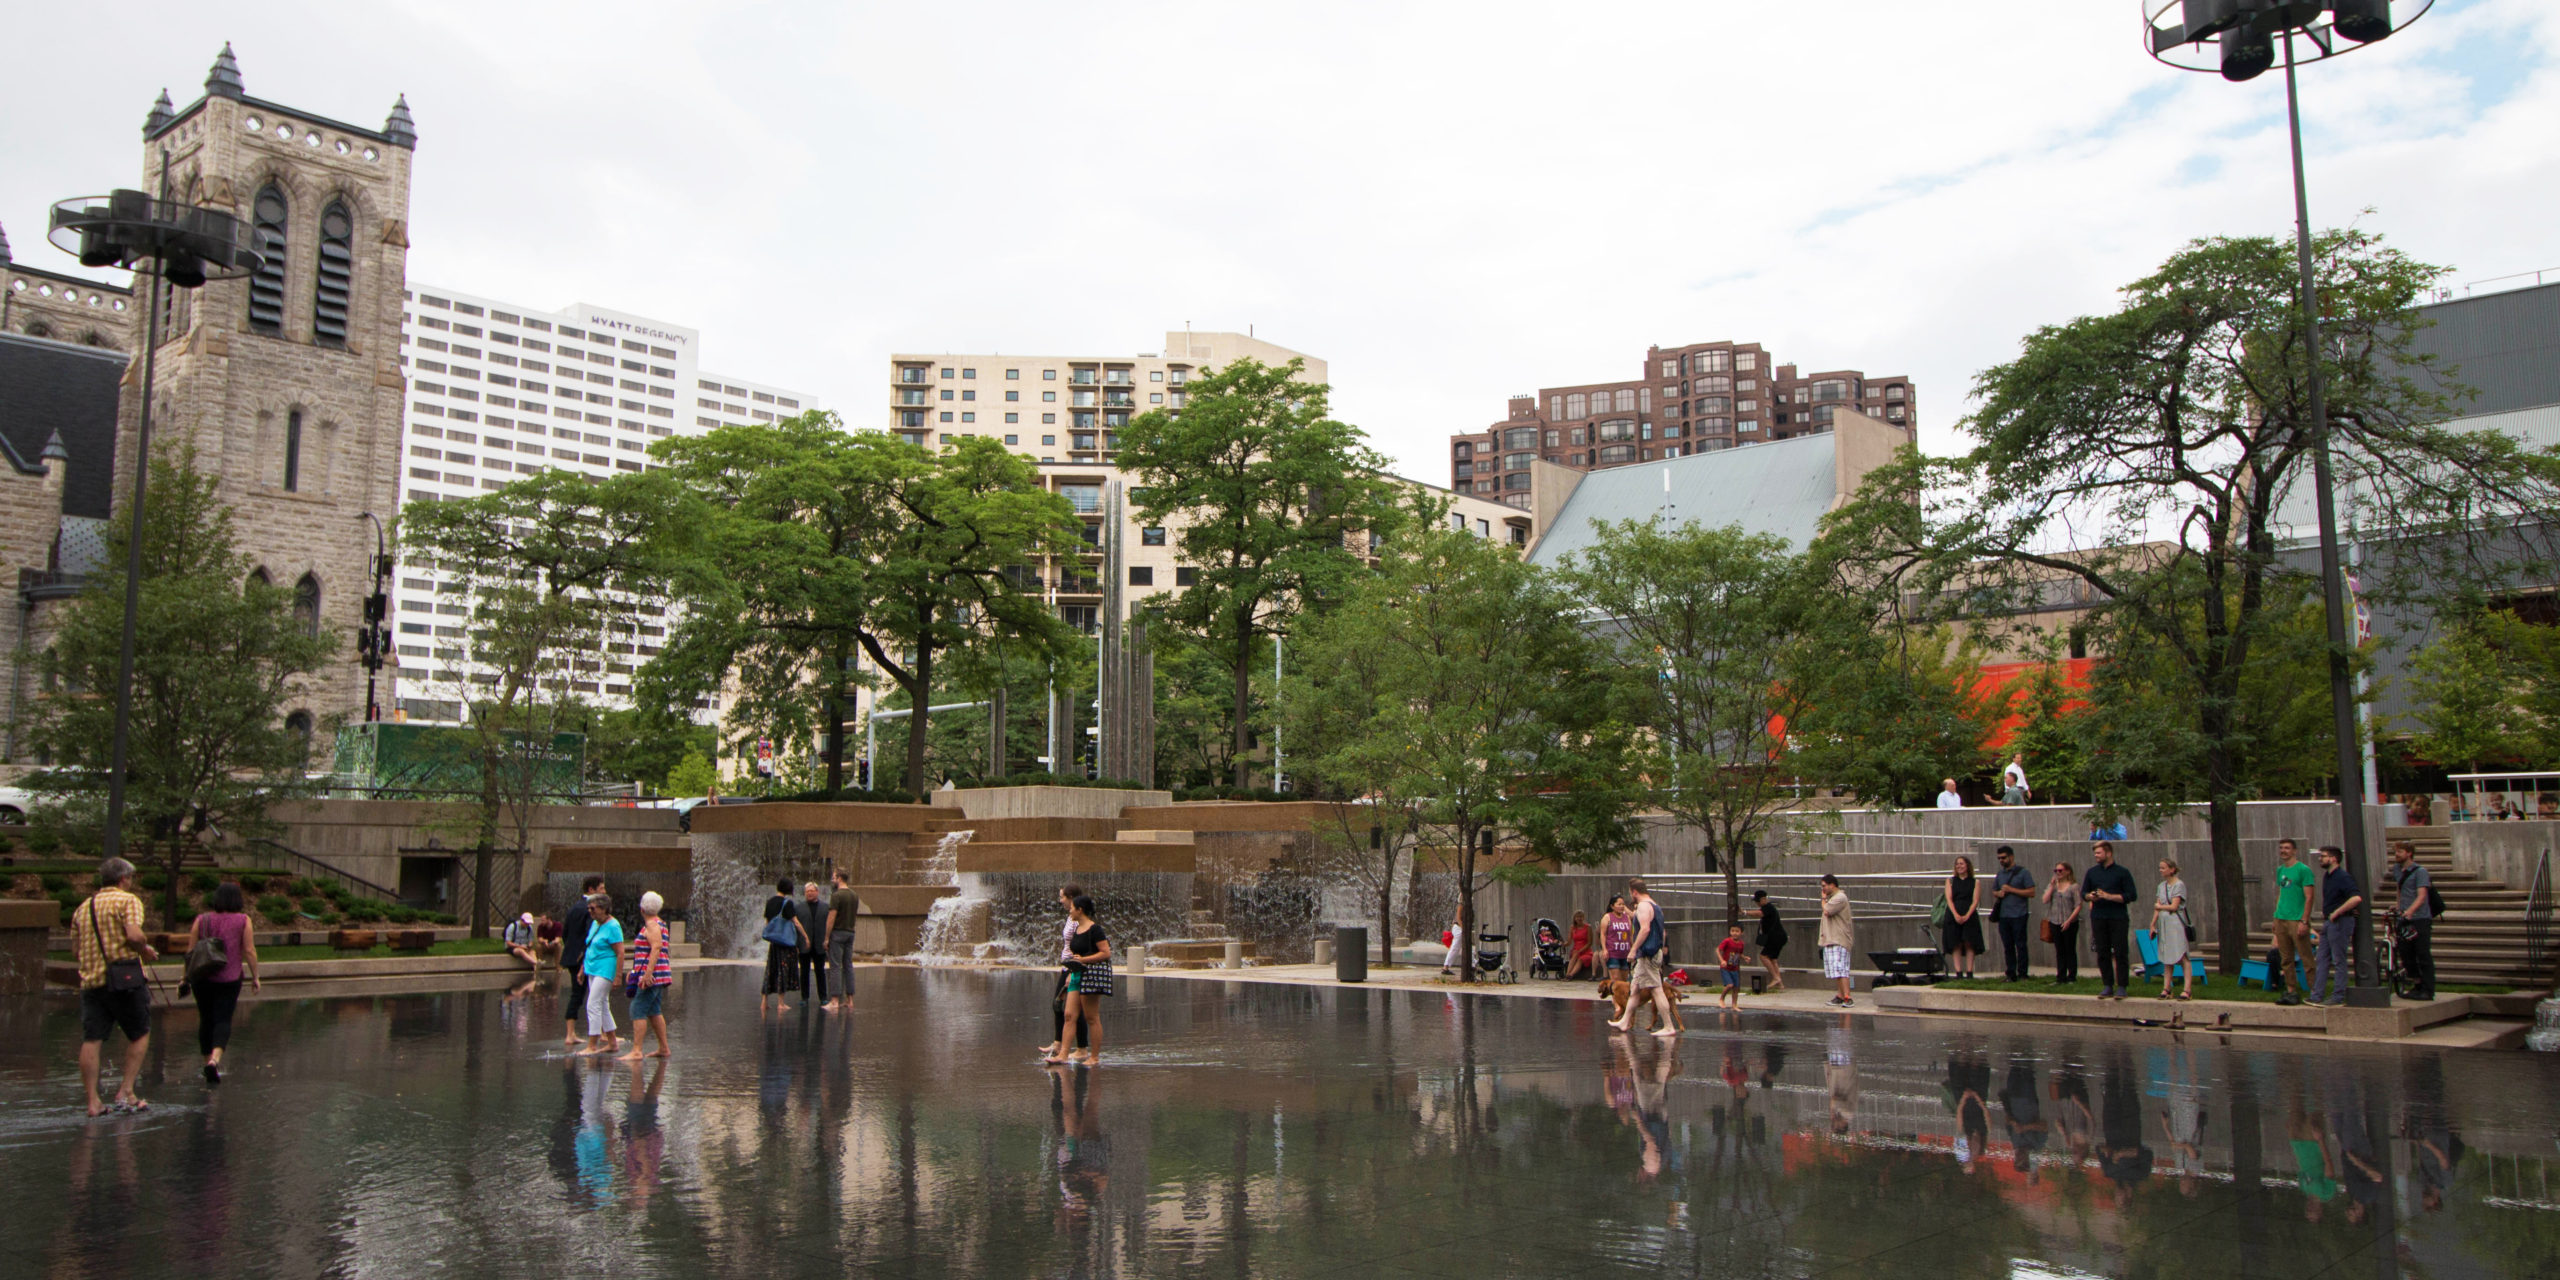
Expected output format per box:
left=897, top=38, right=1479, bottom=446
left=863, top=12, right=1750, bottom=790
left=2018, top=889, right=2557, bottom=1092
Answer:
left=99, top=160, right=171, bottom=863
left=357, top=511, right=390, bottom=723
left=2143, top=0, right=2427, bottom=1007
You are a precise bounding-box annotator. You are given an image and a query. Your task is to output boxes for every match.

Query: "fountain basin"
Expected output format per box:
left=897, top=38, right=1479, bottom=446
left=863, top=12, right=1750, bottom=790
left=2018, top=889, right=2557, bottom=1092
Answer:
left=848, top=883, right=964, bottom=955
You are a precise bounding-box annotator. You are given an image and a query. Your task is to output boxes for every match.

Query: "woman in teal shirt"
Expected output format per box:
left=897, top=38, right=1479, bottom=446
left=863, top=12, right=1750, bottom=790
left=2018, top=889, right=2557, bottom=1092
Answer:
left=580, top=896, right=626, bottom=1056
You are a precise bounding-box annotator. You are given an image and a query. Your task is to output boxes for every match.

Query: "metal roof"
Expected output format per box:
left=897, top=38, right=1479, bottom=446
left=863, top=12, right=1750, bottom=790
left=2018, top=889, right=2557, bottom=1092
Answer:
left=0, top=331, right=121, bottom=518
left=2405, top=281, right=2560, bottom=417
left=1527, top=431, right=1839, bottom=568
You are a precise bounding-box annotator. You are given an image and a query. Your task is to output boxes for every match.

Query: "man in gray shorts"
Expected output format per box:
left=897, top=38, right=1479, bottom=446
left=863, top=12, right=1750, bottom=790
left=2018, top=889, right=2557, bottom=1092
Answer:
left=1609, top=878, right=1680, bottom=1039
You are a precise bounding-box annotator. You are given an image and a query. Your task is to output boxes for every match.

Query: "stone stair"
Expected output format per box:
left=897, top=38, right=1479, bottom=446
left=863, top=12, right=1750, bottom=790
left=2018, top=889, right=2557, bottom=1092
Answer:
left=2212, top=828, right=2554, bottom=989
left=893, top=816, right=973, bottom=886
left=1144, top=899, right=1257, bottom=967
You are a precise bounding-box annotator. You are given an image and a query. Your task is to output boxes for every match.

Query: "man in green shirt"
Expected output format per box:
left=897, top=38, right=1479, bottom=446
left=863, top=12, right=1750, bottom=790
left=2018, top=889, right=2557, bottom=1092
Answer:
left=2271, top=838, right=2316, bottom=1006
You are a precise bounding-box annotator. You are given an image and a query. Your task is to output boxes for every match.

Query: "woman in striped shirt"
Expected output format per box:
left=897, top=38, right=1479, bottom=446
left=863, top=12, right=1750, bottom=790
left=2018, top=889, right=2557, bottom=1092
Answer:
left=619, top=891, right=677, bottom=1060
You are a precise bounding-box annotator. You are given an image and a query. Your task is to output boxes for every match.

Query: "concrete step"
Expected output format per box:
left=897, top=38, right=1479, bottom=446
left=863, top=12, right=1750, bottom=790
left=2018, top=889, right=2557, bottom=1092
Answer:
left=1148, top=938, right=1254, bottom=964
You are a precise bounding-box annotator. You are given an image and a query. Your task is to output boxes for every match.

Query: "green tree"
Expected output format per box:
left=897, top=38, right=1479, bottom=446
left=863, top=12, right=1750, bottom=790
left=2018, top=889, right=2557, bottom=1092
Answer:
left=1560, top=519, right=1866, bottom=924
left=644, top=414, right=882, bottom=794
left=26, top=446, right=334, bottom=923
left=842, top=435, right=1078, bottom=795
left=1823, top=230, right=2560, bottom=971
left=1119, top=357, right=1402, bottom=789
left=664, top=748, right=718, bottom=798
left=1788, top=621, right=2003, bottom=812
left=2402, top=619, right=2532, bottom=773
left=1288, top=509, right=1637, bottom=979
left=398, top=469, right=677, bottom=934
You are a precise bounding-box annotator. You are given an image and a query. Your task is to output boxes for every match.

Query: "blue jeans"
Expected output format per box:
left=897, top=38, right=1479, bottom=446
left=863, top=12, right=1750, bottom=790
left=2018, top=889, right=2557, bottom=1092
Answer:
left=2312, top=918, right=2357, bottom=1003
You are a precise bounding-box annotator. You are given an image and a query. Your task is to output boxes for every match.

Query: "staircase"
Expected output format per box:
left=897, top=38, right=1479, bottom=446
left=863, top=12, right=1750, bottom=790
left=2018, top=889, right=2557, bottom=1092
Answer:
left=2217, top=828, right=2552, bottom=989
left=894, top=816, right=974, bottom=886
left=1146, top=895, right=1258, bottom=967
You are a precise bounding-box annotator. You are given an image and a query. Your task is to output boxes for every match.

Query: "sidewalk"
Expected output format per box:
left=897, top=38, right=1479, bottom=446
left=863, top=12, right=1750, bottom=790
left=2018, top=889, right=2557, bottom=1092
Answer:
left=1102, top=961, right=2533, bottom=1047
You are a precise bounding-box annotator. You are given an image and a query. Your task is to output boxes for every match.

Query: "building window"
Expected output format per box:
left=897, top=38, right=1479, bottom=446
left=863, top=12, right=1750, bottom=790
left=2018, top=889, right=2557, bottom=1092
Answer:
left=1043, top=369, right=1058, bottom=380
left=1565, top=393, right=1587, bottom=420
left=1597, top=444, right=1636, bottom=464
left=293, top=574, right=322, bottom=637
left=247, top=184, right=287, bottom=334
left=1812, top=379, right=1850, bottom=402
left=312, top=200, right=354, bottom=346
left=1142, top=527, right=1166, bottom=546
left=961, top=390, right=975, bottom=402
left=1544, top=430, right=1560, bottom=448
left=1568, top=427, right=1586, bottom=446
left=941, top=367, right=955, bottom=379
left=1503, top=427, right=1536, bottom=451
left=1129, top=566, right=1154, bottom=586
left=939, top=412, right=953, bottom=422
left=1005, top=390, right=1018, bottom=401
left=1695, top=349, right=1731, bottom=374
left=1569, top=452, right=1586, bottom=465
left=1174, top=566, right=1197, bottom=587
left=1696, top=396, right=1731, bottom=414
left=283, top=409, right=303, bottom=491
left=1006, top=368, right=1020, bottom=379
left=1503, top=452, right=1531, bottom=471
left=1503, top=473, right=1529, bottom=491
left=1005, top=412, right=1019, bottom=423
left=1884, top=383, right=1906, bottom=400
left=961, top=412, right=976, bottom=423
left=1042, top=414, right=1056, bottom=424
left=962, top=368, right=975, bottom=379
left=1453, top=441, right=1472, bottom=459
left=1613, top=388, right=1637, bottom=413
left=1596, top=419, right=1636, bottom=443
left=1735, top=351, right=1758, bottom=371
left=1697, top=375, right=1732, bottom=394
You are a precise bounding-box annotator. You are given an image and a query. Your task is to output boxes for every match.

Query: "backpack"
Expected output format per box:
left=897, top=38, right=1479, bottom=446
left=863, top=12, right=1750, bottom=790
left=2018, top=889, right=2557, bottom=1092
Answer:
left=2426, top=882, right=2448, bottom=917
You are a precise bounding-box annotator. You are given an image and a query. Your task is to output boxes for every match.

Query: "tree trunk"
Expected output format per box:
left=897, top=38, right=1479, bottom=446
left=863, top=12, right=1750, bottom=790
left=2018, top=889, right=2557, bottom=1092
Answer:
left=823, top=671, right=847, bottom=795
left=471, top=842, right=493, bottom=939
left=1455, top=823, right=1477, bottom=984
left=1230, top=613, right=1254, bottom=791
left=1378, top=862, right=1396, bottom=968
left=904, top=644, right=934, bottom=800
left=2204, top=739, right=2245, bottom=975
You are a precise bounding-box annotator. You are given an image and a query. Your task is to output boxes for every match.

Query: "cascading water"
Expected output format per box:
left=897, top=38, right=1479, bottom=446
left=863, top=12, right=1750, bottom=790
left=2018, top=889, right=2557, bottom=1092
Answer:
left=909, top=829, right=982, bottom=964
left=688, top=837, right=771, bottom=960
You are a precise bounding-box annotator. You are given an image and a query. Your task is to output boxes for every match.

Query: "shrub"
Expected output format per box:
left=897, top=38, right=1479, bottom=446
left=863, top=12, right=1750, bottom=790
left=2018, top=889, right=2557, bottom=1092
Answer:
left=138, top=869, right=170, bottom=891
left=238, top=874, right=267, bottom=895
left=58, top=897, right=75, bottom=924
left=343, top=901, right=385, bottom=923
left=300, top=895, right=331, bottom=915
left=431, top=911, right=458, bottom=926
left=189, top=869, right=220, bottom=893
left=27, top=829, right=61, bottom=855
left=39, top=873, right=68, bottom=893
left=259, top=895, right=296, bottom=923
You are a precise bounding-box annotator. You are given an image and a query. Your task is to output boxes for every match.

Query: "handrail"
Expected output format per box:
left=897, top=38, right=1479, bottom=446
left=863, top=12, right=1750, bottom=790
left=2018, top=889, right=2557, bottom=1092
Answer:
left=242, top=837, right=400, bottom=902
left=2526, top=849, right=2553, bottom=989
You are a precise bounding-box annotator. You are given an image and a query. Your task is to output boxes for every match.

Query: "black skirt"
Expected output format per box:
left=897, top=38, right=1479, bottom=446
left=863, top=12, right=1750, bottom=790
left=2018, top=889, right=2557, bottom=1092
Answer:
left=1942, top=918, right=1985, bottom=954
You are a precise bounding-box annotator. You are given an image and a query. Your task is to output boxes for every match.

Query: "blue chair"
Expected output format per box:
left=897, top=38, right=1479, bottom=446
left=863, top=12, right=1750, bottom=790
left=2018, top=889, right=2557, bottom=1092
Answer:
left=2135, top=928, right=2208, bottom=983
left=2239, top=954, right=2306, bottom=991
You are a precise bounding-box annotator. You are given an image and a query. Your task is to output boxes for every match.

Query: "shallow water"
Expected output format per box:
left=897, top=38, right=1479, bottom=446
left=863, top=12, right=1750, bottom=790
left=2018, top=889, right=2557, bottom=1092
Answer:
left=2, top=968, right=2556, bottom=1278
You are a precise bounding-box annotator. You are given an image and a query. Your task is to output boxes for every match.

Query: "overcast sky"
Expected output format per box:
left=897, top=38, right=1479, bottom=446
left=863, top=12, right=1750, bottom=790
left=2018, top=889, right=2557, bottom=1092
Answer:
left=4, top=1, right=2551, bottom=481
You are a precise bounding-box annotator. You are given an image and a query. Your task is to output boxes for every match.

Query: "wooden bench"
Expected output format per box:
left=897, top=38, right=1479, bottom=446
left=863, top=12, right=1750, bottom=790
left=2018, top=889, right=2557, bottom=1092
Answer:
left=386, top=929, right=437, bottom=952
left=329, top=929, right=378, bottom=953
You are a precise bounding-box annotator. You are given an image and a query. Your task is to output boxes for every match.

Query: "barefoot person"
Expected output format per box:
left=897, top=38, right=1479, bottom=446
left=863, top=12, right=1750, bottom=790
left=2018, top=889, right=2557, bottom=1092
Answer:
left=759, top=878, right=807, bottom=1015
left=1819, top=874, right=1856, bottom=1008
left=1753, top=889, right=1788, bottom=992
left=504, top=912, right=541, bottom=967
left=824, top=871, right=860, bottom=1011
left=619, top=892, right=675, bottom=1060
left=1716, top=922, right=1747, bottom=1012
left=1038, top=884, right=1090, bottom=1061
left=1052, top=894, right=1113, bottom=1067
left=1598, top=896, right=1636, bottom=1021
left=580, top=895, right=626, bottom=1056
left=1611, top=879, right=1680, bottom=1039
left=561, top=875, right=605, bottom=1046
left=74, top=858, right=157, bottom=1117
left=184, top=880, right=259, bottom=1085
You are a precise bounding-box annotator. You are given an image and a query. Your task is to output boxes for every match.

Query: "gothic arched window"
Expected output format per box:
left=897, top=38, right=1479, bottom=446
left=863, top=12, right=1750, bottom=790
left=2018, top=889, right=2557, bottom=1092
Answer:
left=283, top=409, right=303, bottom=492
left=285, top=711, right=315, bottom=763
left=293, top=573, right=321, bottom=637
left=312, top=200, right=353, bottom=345
left=248, top=183, right=288, bottom=333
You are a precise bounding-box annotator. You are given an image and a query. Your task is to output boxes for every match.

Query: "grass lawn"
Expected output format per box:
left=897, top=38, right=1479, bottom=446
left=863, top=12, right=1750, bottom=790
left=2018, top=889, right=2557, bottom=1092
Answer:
left=1932, top=975, right=2511, bottom=1003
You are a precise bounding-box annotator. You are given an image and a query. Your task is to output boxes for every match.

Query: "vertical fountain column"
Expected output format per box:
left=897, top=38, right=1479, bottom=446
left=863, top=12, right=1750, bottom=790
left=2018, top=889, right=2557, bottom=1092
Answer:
left=910, top=829, right=986, bottom=964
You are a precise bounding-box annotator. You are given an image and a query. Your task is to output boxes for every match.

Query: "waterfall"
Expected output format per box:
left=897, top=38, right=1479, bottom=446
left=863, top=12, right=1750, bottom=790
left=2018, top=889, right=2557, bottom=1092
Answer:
left=687, top=837, right=773, bottom=960
left=910, top=829, right=982, bottom=964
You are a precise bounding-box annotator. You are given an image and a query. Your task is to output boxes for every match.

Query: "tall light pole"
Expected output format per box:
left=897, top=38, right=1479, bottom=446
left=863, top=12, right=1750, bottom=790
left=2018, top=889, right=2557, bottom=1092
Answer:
left=47, top=173, right=262, bottom=861
left=356, top=512, right=391, bottom=723
left=2144, top=0, right=2431, bottom=1005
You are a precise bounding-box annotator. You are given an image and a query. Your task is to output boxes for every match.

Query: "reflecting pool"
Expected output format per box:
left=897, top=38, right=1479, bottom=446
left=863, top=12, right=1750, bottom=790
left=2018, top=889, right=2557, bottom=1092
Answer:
left=2, top=966, right=2556, bottom=1278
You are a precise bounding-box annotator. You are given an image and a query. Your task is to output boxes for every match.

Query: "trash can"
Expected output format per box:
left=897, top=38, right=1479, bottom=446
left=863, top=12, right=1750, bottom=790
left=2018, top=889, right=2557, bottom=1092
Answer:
left=1336, top=926, right=1367, bottom=983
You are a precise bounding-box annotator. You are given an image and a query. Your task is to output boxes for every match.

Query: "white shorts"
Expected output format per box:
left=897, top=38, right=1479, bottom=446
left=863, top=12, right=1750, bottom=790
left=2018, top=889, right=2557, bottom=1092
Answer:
left=1822, top=945, right=1852, bottom=980
left=586, top=974, right=617, bottom=1037
left=1630, top=956, right=1664, bottom=989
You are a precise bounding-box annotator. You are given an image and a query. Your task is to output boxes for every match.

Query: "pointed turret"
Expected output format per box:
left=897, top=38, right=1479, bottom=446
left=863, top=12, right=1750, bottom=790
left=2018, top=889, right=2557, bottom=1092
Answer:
left=205, top=43, right=244, bottom=99
left=41, top=430, right=69, bottom=500
left=383, top=94, right=417, bottom=149
left=0, top=220, right=12, bottom=264
left=143, top=88, right=175, bottom=138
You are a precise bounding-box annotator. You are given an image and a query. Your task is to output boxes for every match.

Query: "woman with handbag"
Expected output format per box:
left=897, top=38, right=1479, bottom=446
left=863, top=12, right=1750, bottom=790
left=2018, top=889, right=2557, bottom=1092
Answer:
left=619, top=891, right=676, bottom=1060
left=183, top=880, right=259, bottom=1084
left=760, top=878, right=808, bottom=1015
left=1047, top=895, right=1112, bottom=1067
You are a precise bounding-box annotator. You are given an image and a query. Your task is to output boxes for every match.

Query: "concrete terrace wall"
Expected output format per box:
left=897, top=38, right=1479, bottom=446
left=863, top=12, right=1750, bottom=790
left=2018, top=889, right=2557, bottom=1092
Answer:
left=2447, top=820, right=2560, bottom=893
left=254, top=799, right=682, bottom=912
left=933, top=786, right=1170, bottom=820
left=687, top=801, right=937, bottom=886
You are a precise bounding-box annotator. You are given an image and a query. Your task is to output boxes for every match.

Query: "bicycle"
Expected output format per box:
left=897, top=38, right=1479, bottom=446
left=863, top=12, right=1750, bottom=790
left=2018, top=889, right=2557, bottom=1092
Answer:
left=2377, top=910, right=2418, bottom=1000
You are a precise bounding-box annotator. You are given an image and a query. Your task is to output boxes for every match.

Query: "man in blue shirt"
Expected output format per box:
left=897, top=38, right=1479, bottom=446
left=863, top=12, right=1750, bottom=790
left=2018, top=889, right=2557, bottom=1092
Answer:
left=2389, top=840, right=2435, bottom=1001
left=2080, top=842, right=2138, bottom=1000
left=1991, top=846, right=2037, bottom=982
left=2311, top=846, right=2363, bottom=1006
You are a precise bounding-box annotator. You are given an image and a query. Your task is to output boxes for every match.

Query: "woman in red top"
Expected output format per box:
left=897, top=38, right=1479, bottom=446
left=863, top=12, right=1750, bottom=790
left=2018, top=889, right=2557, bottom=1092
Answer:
left=1565, top=910, right=1595, bottom=980
left=619, top=891, right=677, bottom=1060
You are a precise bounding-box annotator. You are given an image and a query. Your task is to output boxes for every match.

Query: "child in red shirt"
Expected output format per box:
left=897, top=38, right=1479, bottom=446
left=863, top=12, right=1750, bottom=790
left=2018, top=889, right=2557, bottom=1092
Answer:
left=1717, top=923, right=1748, bottom=1010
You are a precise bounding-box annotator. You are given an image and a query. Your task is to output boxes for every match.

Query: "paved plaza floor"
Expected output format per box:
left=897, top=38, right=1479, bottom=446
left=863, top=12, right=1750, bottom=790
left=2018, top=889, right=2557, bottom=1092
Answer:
left=2, top=965, right=2555, bottom=1277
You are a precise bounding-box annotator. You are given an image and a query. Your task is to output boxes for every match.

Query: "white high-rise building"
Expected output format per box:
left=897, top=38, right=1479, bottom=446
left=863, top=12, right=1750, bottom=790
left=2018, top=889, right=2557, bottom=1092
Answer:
left=392, top=286, right=812, bottom=719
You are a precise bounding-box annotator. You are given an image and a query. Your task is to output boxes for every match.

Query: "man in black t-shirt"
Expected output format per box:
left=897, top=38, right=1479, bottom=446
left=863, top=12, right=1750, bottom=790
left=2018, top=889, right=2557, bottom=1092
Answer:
left=2080, top=842, right=2138, bottom=1000
left=561, top=875, right=604, bottom=1046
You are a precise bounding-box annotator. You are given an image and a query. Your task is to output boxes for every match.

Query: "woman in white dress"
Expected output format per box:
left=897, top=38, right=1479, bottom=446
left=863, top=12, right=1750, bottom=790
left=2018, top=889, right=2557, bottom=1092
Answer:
left=2151, top=858, right=2193, bottom=1000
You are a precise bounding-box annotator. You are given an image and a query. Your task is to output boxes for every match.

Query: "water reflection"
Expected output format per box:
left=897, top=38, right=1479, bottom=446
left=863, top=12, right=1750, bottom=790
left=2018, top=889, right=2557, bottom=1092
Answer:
left=0, top=967, right=2554, bottom=1278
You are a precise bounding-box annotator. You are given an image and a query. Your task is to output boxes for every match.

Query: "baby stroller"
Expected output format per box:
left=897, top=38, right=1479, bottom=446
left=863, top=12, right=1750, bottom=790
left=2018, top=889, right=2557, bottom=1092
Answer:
left=1474, top=926, right=1514, bottom=984
left=1528, top=918, right=1570, bottom=980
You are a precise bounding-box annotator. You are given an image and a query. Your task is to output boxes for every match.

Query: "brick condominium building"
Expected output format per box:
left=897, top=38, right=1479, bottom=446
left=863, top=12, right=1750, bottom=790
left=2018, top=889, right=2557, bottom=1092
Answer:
left=1449, top=338, right=1916, bottom=509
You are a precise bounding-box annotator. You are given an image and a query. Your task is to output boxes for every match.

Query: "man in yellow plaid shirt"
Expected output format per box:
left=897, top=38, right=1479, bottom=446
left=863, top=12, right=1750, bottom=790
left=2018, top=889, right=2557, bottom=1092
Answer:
left=74, top=857, right=158, bottom=1116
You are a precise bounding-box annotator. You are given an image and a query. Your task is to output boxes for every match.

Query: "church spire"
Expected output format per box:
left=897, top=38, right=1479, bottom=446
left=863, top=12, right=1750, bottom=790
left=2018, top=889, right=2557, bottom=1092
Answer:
left=205, top=43, right=244, bottom=99
left=144, top=88, right=176, bottom=137
left=383, top=94, right=417, bottom=149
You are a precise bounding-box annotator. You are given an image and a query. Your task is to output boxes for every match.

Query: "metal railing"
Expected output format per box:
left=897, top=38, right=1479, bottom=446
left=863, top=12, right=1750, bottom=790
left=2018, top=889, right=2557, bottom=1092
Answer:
left=242, top=837, right=400, bottom=902
left=2526, top=849, right=2553, bottom=989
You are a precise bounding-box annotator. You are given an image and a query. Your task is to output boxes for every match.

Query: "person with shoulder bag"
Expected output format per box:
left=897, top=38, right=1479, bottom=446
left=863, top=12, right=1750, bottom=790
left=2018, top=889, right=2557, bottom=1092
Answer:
left=74, top=857, right=158, bottom=1116
left=760, top=878, right=807, bottom=1015
left=183, top=880, right=260, bottom=1084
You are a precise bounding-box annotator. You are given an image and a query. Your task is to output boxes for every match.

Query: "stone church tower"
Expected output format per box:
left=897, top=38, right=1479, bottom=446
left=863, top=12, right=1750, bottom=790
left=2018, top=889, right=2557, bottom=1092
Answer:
left=118, top=46, right=415, bottom=744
